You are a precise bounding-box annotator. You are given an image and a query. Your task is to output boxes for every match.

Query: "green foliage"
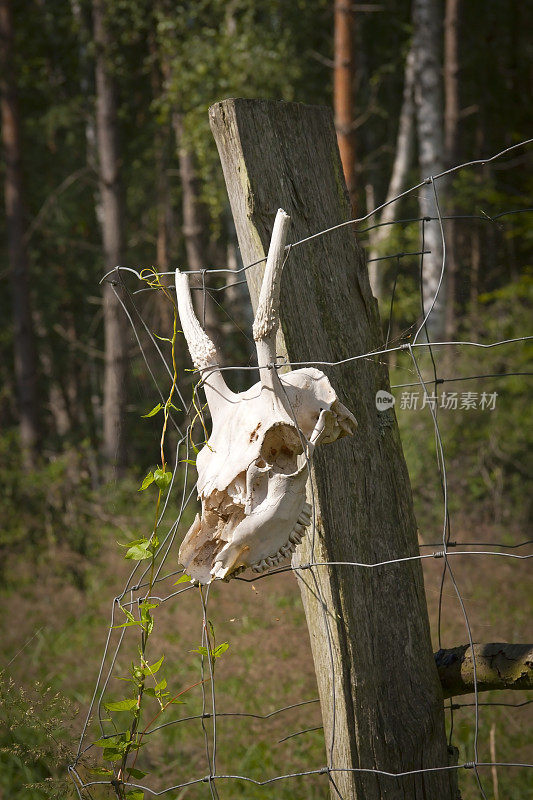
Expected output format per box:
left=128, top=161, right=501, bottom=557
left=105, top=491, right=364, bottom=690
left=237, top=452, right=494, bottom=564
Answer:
left=395, top=274, right=533, bottom=530
left=122, top=536, right=159, bottom=560
left=0, top=434, right=99, bottom=587
left=154, top=0, right=328, bottom=224
left=0, top=674, right=77, bottom=800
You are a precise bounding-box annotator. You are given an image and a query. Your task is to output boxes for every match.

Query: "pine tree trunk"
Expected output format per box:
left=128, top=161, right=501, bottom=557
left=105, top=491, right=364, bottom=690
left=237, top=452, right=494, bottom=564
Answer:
left=334, top=0, right=357, bottom=214
left=171, top=113, right=219, bottom=346
left=148, top=26, right=174, bottom=332
left=412, top=0, right=446, bottom=341
left=444, top=0, right=460, bottom=338
left=93, top=0, right=128, bottom=473
left=0, top=0, right=40, bottom=466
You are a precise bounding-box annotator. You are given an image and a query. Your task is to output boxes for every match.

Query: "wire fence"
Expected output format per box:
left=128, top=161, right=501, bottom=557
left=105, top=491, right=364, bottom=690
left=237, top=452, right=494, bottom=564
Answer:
left=70, top=139, right=532, bottom=799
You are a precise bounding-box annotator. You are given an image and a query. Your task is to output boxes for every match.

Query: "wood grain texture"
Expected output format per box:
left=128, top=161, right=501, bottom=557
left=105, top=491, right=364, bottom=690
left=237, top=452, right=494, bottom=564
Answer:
left=437, top=643, right=533, bottom=699
left=210, top=98, right=455, bottom=800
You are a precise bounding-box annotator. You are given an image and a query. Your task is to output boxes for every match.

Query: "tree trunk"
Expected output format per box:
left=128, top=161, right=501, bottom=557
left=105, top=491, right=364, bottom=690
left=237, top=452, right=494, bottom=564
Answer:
left=210, top=98, right=455, bottom=800
left=171, top=112, right=219, bottom=346
left=0, top=0, right=40, bottom=466
left=368, top=42, right=415, bottom=300
left=93, top=0, right=128, bottom=473
left=148, top=27, right=174, bottom=333
left=334, top=0, right=357, bottom=214
left=412, top=0, right=446, bottom=341
left=444, top=0, right=460, bottom=339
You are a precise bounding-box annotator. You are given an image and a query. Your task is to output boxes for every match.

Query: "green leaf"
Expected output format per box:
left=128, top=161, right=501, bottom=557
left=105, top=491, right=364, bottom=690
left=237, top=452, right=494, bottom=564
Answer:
left=94, top=735, right=121, bottom=748
left=143, top=655, right=164, bottom=676
left=103, top=747, right=123, bottom=762
left=168, top=402, right=182, bottom=412
left=140, top=609, right=154, bottom=635
left=155, top=678, right=167, bottom=692
left=214, top=642, right=229, bottom=658
left=173, top=573, right=191, bottom=585
left=153, top=468, right=173, bottom=490
left=127, top=768, right=148, bottom=779
left=139, top=472, right=154, bottom=491
left=126, top=791, right=144, bottom=800
left=104, top=698, right=138, bottom=712
left=144, top=687, right=156, bottom=697
left=111, top=621, right=140, bottom=629
left=125, top=539, right=152, bottom=560
left=178, top=458, right=196, bottom=466
left=189, top=645, right=209, bottom=657
left=142, top=403, right=162, bottom=418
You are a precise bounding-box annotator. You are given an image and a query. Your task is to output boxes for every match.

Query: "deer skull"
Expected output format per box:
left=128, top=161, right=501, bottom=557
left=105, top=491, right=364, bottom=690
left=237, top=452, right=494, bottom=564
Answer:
left=176, top=209, right=357, bottom=584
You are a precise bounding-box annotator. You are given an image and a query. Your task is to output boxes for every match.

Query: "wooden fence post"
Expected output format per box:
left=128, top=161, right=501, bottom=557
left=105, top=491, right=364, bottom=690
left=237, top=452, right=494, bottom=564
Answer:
left=210, top=99, right=456, bottom=800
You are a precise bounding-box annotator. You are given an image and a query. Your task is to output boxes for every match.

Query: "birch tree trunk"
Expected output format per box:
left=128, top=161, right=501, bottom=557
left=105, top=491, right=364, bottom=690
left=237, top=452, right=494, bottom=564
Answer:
left=93, top=0, right=128, bottom=473
left=368, top=42, right=415, bottom=299
left=412, top=0, right=446, bottom=341
left=334, top=0, right=357, bottom=214
left=210, top=98, right=456, bottom=800
left=0, top=0, right=40, bottom=466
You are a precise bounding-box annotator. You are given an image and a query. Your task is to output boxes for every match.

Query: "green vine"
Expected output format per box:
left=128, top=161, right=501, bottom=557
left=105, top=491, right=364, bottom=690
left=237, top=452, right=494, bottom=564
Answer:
left=94, top=270, right=228, bottom=800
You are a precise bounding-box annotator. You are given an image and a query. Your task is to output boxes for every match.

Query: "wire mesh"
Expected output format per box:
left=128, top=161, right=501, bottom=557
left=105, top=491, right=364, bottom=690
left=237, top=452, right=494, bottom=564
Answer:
left=70, top=139, right=532, bottom=799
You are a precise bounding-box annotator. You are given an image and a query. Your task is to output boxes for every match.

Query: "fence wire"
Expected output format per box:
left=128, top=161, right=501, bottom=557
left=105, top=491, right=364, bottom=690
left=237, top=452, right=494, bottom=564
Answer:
left=71, top=139, right=532, bottom=799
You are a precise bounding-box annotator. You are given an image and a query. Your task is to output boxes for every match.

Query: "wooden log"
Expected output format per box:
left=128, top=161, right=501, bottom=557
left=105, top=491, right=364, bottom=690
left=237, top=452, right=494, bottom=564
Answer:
left=210, top=99, right=455, bottom=800
left=437, top=643, right=533, bottom=699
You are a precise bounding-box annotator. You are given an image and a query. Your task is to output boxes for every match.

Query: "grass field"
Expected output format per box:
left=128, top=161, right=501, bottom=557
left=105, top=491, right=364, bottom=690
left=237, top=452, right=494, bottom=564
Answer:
left=1, top=489, right=531, bottom=800
left=1, top=344, right=531, bottom=800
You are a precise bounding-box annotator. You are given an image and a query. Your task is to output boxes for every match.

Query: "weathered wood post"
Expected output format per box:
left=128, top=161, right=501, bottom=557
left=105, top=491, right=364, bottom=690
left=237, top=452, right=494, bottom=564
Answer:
left=210, top=99, right=456, bottom=800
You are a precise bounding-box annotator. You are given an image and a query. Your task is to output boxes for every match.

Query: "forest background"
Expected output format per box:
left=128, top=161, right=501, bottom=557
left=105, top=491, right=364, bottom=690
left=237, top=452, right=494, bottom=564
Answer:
left=0, top=1, right=531, bottom=799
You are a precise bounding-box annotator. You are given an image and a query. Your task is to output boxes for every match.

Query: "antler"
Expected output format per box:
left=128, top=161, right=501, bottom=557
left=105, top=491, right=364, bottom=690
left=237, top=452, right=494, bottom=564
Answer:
left=253, top=208, right=291, bottom=394
left=175, top=269, right=233, bottom=415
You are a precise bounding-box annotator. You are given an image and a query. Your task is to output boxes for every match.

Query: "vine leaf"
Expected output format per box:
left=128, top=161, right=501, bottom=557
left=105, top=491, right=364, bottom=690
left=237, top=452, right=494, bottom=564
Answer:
left=153, top=468, right=172, bottom=490
left=139, top=471, right=154, bottom=491
left=142, top=404, right=162, bottom=418
left=104, top=698, right=138, bottom=712
left=173, top=573, right=191, bottom=585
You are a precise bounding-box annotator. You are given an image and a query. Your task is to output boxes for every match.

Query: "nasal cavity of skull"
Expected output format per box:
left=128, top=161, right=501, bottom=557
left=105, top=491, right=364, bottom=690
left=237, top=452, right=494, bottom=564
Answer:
left=260, top=424, right=301, bottom=474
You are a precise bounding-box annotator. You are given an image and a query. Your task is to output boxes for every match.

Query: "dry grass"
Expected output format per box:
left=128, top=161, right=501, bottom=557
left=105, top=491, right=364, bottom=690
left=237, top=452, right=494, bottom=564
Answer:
left=1, top=508, right=531, bottom=799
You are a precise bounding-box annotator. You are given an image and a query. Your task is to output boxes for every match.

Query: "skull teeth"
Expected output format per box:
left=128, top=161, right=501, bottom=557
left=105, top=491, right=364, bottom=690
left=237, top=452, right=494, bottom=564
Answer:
left=247, top=503, right=313, bottom=573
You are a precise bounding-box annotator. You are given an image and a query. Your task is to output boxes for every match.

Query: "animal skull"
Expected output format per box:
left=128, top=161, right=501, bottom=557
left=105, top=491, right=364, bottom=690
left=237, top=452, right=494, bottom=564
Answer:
left=176, top=209, right=357, bottom=584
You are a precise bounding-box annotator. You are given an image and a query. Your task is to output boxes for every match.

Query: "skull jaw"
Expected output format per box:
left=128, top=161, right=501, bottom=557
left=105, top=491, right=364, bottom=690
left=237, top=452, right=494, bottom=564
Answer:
left=179, top=466, right=312, bottom=584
